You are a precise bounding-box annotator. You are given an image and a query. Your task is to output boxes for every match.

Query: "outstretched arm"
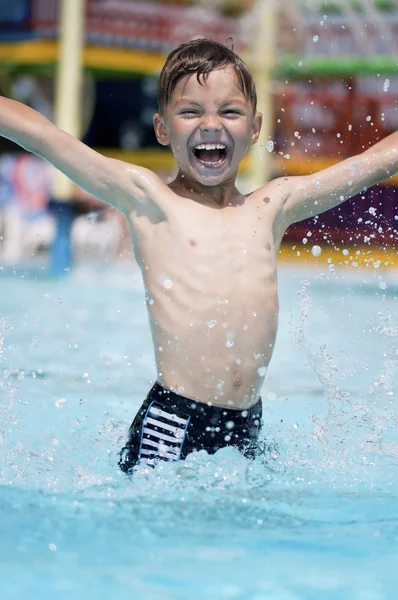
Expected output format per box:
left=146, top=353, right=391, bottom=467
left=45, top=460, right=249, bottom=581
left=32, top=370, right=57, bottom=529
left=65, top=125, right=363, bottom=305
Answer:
left=0, top=96, right=159, bottom=214
left=280, top=132, right=398, bottom=226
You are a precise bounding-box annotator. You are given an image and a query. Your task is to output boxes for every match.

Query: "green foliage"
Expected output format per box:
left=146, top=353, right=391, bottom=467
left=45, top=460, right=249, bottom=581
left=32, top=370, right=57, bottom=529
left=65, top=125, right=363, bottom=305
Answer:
left=307, top=0, right=394, bottom=14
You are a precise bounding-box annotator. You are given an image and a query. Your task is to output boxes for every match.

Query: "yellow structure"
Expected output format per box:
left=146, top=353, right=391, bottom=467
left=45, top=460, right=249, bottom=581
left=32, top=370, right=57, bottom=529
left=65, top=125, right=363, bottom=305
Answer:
left=248, top=0, right=277, bottom=189
left=52, top=0, right=85, bottom=201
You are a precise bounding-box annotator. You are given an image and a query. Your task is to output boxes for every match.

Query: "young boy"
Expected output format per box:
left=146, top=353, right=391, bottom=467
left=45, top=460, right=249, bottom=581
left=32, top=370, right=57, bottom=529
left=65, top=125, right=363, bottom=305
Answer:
left=1, top=38, right=397, bottom=473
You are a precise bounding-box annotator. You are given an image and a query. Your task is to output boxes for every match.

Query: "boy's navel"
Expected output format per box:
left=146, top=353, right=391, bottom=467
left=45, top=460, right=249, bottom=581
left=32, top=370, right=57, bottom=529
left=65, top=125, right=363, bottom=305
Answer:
left=189, top=238, right=197, bottom=247
left=263, top=197, right=270, bottom=205
left=232, top=370, right=243, bottom=386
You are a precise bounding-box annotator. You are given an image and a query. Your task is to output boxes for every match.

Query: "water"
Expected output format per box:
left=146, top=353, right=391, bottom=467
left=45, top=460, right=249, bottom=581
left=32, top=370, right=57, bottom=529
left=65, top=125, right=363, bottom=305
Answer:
left=0, top=261, right=397, bottom=599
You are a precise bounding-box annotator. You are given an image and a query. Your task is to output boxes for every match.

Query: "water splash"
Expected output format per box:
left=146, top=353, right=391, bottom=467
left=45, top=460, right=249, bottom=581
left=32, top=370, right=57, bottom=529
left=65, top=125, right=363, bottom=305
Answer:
left=0, top=317, right=20, bottom=427
left=287, top=277, right=398, bottom=483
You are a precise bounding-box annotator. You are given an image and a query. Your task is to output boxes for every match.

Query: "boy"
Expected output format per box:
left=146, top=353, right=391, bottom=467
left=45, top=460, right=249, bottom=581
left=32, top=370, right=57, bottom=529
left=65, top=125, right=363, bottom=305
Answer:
left=0, top=38, right=397, bottom=473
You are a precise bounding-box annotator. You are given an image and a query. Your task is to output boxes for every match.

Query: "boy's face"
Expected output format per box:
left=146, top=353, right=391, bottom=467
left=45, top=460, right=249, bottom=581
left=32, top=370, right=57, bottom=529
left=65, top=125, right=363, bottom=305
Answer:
left=153, top=65, right=262, bottom=187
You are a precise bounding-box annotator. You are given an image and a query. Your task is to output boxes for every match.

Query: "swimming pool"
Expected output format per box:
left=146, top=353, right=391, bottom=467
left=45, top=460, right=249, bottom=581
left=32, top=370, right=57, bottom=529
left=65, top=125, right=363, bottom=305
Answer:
left=0, top=259, right=397, bottom=599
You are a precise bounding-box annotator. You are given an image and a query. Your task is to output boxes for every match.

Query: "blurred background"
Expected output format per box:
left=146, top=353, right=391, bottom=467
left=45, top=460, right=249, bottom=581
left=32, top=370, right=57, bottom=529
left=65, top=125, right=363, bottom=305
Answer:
left=0, top=0, right=397, bottom=270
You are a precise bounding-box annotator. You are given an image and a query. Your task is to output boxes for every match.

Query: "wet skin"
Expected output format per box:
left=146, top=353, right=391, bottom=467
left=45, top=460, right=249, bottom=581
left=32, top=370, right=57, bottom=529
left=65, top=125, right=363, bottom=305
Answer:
left=127, top=67, right=287, bottom=408
left=4, top=65, right=393, bottom=407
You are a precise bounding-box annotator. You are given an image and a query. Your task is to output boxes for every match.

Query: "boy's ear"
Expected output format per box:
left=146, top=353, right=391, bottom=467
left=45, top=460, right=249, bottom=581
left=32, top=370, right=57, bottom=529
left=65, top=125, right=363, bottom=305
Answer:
left=249, top=111, right=263, bottom=146
left=153, top=113, right=170, bottom=146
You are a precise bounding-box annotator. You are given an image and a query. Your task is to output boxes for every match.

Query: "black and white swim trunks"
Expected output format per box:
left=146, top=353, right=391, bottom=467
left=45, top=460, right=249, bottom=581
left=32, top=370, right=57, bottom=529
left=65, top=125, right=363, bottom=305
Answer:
left=118, top=382, right=263, bottom=474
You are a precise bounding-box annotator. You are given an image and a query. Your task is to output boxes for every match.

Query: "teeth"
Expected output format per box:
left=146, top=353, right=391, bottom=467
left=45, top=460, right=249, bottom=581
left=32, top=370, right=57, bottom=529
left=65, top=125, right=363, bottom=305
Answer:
left=198, top=158, right=225, bottom=166
left=194, top=143, right=226, bottom=151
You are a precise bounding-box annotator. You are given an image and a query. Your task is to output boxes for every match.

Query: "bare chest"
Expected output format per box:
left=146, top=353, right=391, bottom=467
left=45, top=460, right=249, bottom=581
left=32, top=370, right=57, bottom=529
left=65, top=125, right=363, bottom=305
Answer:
left=130, top=201, right=276, bottom=276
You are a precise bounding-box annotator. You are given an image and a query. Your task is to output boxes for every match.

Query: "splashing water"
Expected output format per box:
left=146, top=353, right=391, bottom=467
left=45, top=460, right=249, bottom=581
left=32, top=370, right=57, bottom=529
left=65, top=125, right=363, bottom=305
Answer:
left=0, top=263, right=397, bottom=599
left=0, top=317, right=22, bottom=448
left=286, top=275, right=398, bottom=484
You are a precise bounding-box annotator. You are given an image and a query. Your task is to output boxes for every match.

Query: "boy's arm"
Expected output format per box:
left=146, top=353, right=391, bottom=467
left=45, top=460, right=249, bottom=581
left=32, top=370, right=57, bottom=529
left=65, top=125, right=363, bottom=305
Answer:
left=0, top=96, right=158, bottom=214
left=280, top=132, right=398, bottom=226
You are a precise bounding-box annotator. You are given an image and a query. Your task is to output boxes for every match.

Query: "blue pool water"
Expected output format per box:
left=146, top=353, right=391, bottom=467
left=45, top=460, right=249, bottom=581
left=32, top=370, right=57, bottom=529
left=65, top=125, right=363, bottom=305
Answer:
left=0, top=261, right=397, bottom=599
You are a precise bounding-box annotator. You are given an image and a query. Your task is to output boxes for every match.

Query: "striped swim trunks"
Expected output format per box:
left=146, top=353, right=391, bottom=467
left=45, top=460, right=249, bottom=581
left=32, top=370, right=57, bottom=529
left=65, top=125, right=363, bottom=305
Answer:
left=118, top=382, right=263, bottom=474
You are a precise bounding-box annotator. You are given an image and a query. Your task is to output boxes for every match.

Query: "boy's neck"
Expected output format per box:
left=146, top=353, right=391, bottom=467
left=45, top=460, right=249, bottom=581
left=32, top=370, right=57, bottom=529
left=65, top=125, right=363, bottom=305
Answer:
left=169, top=170, right=243, bottom=208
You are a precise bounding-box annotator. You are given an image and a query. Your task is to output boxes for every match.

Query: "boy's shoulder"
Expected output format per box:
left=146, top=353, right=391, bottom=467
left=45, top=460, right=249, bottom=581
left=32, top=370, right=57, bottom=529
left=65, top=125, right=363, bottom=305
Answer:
left=250, top=176, right=291, bottom=207
left=115, top=162, right=171, bottom=219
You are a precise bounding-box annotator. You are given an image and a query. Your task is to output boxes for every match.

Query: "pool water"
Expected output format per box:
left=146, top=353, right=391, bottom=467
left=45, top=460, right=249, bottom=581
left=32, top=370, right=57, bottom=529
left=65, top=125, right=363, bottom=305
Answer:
left=0, top=261, right=397, bottom=599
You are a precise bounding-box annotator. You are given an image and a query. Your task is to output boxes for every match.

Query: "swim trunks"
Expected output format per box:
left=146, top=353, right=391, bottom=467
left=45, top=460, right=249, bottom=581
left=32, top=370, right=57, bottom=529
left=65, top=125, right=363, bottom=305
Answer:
left=118, top=382, right=263, bottom=474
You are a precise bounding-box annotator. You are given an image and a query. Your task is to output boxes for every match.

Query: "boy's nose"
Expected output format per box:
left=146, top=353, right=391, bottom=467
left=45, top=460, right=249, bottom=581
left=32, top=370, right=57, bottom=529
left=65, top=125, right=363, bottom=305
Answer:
left=200, top=116, right=222, bottom=132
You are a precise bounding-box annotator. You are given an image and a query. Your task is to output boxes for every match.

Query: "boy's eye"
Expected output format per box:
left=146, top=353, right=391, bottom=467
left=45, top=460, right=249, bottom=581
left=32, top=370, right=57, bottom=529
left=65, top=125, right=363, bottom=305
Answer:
left=222, top=110, right=242, bottom=116
left=180, top=110, right=199, bottom=117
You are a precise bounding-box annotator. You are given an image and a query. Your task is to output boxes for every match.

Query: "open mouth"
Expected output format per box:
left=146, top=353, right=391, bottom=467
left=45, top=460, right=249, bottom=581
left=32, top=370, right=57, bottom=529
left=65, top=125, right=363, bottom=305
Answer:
left=192, top=143, right=228, bottom=168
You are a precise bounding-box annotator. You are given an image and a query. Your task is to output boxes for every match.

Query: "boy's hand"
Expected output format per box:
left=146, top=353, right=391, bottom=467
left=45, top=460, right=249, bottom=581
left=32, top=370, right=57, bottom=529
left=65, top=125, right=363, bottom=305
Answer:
left=279, top=132, right=398, bottom=226
left=0, top=96, right=160, bottom=215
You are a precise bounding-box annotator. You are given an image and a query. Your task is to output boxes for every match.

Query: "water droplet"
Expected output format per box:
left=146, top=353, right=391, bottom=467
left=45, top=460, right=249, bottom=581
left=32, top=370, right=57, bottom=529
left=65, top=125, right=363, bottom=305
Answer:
left=226, top=340, right=234, bottom=348
left=311, top=245, right=321, bottom=257
left=313, top=35, right=319, bottom=43
left=226, top=420, right=235, bottom=430
left=379, top=281, right=387, bottom=290
left=257, top=366, right=267, bottom=377
left=87, top=211, right=99, bottom=224
left=302, top=238, right=308, bottom=245
left=159, top=274, right=172, bottom=289
left=383, top=79, right=390, bottom=92
left=218, top=298, right=228, bottom=305
left=207, top=320, right=217, bottom=329
left=266, top=140, right=274, bottom=152
left=342, top=249, right=349, bottom=256
left=366, top=115, right=371, bottom=122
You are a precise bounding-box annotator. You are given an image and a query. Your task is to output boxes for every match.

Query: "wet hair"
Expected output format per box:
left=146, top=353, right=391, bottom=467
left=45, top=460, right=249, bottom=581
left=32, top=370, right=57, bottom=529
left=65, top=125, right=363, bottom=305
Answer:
left=157, top=38, right=257, bottom=114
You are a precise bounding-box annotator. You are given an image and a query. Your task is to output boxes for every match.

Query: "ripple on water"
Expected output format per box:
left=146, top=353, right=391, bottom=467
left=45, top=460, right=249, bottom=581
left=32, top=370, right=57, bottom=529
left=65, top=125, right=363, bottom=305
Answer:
left=0, top=264, right=398, bottom=597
